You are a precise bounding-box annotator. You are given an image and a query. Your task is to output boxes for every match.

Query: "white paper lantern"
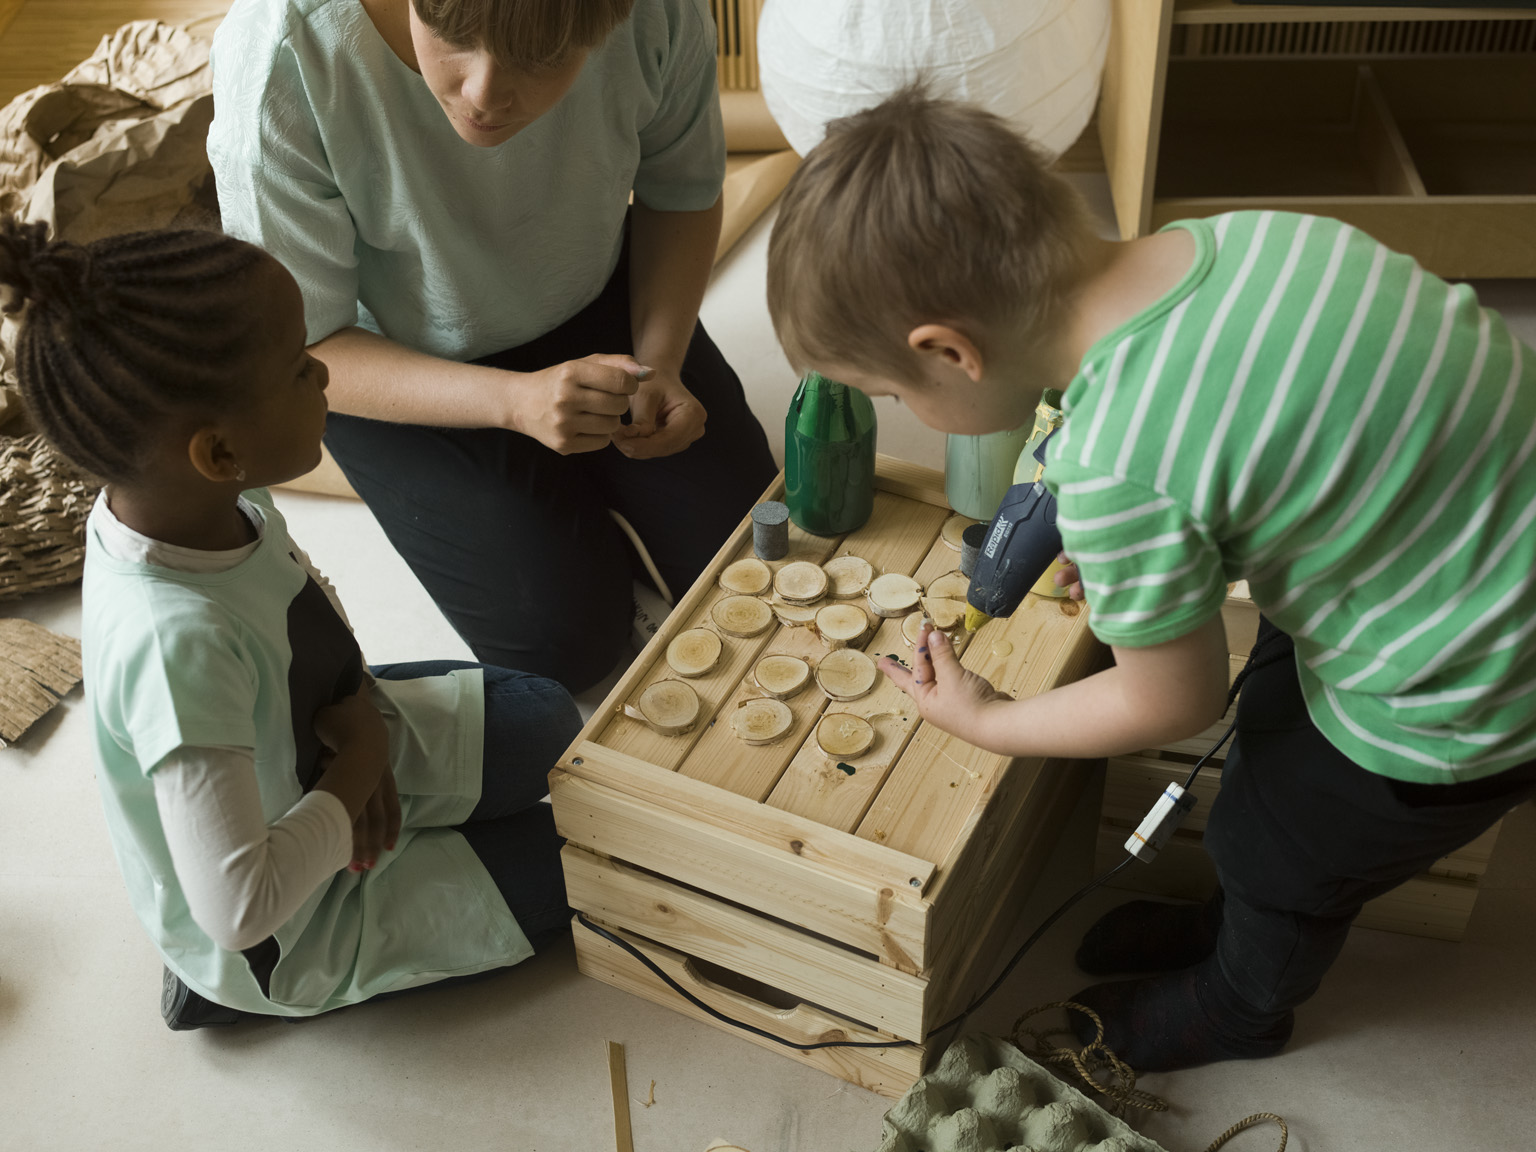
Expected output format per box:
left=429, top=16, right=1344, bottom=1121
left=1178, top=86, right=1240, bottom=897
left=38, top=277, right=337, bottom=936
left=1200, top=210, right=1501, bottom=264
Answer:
left=758, top=0, right=1111, bottom=159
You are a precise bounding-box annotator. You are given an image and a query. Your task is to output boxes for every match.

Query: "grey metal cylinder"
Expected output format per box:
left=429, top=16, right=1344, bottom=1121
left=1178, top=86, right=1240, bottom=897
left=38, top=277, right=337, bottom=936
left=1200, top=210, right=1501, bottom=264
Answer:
left=752, top=500, right=791, bottom=560
left=960, top=522, right=987, bottom=578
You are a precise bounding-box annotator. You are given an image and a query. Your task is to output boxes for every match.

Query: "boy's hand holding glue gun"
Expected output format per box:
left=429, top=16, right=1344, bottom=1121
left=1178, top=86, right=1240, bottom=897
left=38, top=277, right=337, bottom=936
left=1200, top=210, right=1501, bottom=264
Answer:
left=313, top=689, right=399, bottom=873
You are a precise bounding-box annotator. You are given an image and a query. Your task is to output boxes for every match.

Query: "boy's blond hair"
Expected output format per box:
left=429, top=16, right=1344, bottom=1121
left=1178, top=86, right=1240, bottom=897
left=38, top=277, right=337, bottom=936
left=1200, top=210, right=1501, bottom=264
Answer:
left=767, top=86, right=1095, bottom=385
left=413, top=0, right=634, bottom=66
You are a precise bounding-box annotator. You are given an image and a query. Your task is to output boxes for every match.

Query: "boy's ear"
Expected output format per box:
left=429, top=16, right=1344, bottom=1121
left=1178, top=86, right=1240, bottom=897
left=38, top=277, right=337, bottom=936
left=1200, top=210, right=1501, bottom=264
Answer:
left=907, top=324, right=985, bottom=382
left=186, top=425, right=243, bottom=485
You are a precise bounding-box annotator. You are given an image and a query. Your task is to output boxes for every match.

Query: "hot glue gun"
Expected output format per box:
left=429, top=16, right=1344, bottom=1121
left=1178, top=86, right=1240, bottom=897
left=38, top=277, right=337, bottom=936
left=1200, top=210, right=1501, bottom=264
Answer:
left=963, top=426, right=1063, bottom=632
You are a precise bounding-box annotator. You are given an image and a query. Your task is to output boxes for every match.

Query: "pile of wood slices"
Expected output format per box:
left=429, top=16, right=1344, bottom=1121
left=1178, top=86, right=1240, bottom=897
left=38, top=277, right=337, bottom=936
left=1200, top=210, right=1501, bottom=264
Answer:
left=622, top=549, right=976, bottom=761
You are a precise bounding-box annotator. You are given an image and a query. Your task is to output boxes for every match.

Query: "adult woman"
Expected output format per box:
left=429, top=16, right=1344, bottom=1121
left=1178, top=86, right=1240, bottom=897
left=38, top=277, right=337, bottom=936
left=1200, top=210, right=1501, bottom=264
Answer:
left=209, top=0, right=776, bottom=692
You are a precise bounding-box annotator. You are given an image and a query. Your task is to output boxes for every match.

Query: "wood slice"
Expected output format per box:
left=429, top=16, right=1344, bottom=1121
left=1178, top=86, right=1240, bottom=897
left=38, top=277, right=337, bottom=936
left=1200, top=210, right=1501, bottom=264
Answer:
left=773, top=560, right=829, bottom=604
left=770, top=596, right=820, bottom=627
left=816, top=648, right=878, bottom=702
left=719, top=557, right=772, bottom=596
left=665, top=628, right=723, bottom=678
left=813, top=603, right=870, bottom=649
left=921, top=596, right=968, bottom=633
left=754, top=654, right=811, bottom=699
left=941, top=515, right=978, bottom=551
left=867, top=573, right=923, bottom=618
left=817, top=713, right=875, bottom=759
left=622, top=680, right=700, bottom=735
left=901, top=611, right=925, bottom=649
left=821, top=555, right=874, bottom=599
left=712, top=595, right=774, bottom=638
left=925, top=570, right=970, bottom=602
left=730, top=697, right=793, bottom=746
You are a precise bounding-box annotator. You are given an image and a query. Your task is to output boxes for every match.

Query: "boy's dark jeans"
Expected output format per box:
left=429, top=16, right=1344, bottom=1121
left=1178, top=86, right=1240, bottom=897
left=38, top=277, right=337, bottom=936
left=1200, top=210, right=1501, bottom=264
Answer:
left=323, top=232, right=776, bottom=695
left=1204, top=618, right=1536, bottom=1017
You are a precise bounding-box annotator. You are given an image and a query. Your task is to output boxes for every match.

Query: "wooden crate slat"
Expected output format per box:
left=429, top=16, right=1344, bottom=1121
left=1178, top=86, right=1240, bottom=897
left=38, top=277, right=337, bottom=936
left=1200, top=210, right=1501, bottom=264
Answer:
left=766, top=534, right=968, bottom=831
left=562, top=846, right=929, bottom=1038
left=549, top=767, right=931, bottom=966
left=679, top=491, right=949, bottom=796
left=560, top=742, right=937, bottom=891
left=573, top=917, right=925, bottom=1099
left=857, top=597, right=1103, bottom=862
left=871, top=453, right=953, bottom=509
left=924, top=759, right=1098, bottom=1029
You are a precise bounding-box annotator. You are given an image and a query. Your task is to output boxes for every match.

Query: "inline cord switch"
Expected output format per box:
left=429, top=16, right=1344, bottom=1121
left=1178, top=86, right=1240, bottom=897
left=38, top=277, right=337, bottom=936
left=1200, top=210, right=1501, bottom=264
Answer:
left=1124, top=782, right=1198, bottom=864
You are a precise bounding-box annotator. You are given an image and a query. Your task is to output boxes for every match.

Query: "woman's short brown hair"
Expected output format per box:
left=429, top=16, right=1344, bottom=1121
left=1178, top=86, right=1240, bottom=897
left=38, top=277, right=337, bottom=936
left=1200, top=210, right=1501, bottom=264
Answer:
left=767, top=85, right=1095, bottom=385
left=412, top=0, right=635, bottom=66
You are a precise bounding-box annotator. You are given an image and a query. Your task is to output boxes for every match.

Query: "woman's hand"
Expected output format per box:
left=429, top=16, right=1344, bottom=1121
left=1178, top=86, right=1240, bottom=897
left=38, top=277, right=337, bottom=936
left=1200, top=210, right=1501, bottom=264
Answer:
left=611, top=368, right=706, bottom=459
left=879, top=624, right=1014, bottom=739
left=513, top=354, right=647, bottom=455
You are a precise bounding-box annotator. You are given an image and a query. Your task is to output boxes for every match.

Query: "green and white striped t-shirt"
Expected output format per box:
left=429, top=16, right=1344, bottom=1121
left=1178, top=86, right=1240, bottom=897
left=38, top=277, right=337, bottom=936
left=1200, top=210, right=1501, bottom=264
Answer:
left=1046, top=211, right=1536, bottom=783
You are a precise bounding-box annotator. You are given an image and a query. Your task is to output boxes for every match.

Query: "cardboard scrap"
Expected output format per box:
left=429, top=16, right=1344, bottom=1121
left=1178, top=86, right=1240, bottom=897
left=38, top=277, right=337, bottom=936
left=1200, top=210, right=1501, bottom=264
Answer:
left=0, top=616, right=82, bottom=745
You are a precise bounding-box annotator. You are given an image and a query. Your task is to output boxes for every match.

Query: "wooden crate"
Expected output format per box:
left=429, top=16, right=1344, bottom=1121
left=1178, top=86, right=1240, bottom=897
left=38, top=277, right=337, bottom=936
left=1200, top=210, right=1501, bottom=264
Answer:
left=550, top=457, right=1111, bottom=1099
left=1095, top=586, right=1504, bottom=942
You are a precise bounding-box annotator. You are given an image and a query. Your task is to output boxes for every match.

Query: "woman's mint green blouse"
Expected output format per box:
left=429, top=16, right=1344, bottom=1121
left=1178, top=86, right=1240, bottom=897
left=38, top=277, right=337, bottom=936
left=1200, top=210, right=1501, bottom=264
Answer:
left=208, top=0, right=725, bottom=359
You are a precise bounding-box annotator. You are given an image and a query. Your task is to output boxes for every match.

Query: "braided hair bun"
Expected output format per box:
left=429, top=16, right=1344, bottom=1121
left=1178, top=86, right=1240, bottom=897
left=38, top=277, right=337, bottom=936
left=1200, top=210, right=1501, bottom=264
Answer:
left=0, top=217, right=101, bottom=318
left=2, top=213, right=270, bottom=483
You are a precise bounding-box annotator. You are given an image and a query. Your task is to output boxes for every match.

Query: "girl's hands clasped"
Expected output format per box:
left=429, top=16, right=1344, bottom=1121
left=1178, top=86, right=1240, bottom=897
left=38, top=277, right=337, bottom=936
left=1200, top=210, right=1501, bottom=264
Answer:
left=313, top=687, right=399, bottom=872
left=879, top=623, right=1014, bottom=737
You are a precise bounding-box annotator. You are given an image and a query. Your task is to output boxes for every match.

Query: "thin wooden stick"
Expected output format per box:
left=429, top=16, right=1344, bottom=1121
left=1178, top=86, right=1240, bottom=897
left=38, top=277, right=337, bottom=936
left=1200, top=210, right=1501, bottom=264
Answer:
left=607, top=1041, right=635, bottom=1152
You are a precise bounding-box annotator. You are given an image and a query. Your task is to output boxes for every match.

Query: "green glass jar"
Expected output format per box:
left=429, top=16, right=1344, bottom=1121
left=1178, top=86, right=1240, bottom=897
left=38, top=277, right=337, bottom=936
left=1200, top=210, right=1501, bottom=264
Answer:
left=784, top=371, right=877, bottom=536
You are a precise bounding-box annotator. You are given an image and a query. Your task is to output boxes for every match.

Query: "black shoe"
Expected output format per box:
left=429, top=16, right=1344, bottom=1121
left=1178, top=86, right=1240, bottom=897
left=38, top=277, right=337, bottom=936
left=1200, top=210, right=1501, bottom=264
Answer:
left=161, top=966, right=242, bottom=1031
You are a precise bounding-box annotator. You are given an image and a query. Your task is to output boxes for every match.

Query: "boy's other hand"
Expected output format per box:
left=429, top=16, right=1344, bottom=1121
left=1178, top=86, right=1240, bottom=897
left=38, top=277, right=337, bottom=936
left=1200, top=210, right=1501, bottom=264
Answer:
left=1053, top=552, right=1086, bottom=601
left=611, top=369, right=706, bottom=459
left=880, top=624, right=1013, bottom=736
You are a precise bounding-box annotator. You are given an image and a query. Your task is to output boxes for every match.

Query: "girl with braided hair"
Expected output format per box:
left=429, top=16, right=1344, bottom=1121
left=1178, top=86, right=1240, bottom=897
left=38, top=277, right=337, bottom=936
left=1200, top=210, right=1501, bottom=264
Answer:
left=1, top=217, right=582, bottom=1029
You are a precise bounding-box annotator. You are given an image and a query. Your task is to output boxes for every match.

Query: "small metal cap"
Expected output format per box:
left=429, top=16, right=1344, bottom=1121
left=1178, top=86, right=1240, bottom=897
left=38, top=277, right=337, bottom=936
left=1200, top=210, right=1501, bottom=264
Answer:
left=959, top=521, right=987, bottom=578
left=751, top=500, right=790, bottom=560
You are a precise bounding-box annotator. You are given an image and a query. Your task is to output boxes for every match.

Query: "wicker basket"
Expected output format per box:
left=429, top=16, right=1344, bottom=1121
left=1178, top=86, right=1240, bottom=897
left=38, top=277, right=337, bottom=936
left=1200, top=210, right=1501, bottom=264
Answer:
left=0, top=432, right=99, bottom=602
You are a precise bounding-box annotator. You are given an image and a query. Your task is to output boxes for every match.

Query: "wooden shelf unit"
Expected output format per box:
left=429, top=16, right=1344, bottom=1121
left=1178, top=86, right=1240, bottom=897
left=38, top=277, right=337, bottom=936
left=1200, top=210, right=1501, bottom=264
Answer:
left=1100, top=0, right=1536, bottom=277
left=550, top=459, right=1110, bottom=1099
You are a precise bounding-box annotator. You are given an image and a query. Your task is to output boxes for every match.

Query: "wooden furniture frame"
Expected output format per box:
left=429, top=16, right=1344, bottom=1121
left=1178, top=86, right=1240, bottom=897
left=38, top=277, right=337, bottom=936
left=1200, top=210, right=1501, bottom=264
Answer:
left=551, top=458, right=1110, bottom=1098
left=1100, top=0, right=1536, bottom=277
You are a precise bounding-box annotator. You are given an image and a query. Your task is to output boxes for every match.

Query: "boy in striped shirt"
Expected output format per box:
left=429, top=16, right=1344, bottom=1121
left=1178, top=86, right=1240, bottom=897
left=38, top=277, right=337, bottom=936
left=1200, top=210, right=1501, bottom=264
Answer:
left=766, top=88, right=1536, bottom=1071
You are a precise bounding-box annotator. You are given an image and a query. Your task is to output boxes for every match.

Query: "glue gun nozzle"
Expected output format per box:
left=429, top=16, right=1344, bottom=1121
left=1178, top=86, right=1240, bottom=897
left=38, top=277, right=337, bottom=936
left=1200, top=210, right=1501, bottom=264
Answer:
left=964, top=605, right=992, bottom=634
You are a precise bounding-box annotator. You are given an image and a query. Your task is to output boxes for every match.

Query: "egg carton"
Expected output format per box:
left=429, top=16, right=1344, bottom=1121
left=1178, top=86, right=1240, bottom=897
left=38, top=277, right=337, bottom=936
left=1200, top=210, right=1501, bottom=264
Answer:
left=876, top=1035, right=1169, bottom=1152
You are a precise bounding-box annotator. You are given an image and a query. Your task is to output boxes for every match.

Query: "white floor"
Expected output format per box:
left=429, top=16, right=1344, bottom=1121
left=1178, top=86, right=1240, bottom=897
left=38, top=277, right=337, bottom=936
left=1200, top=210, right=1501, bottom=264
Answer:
left=5, top=196, right=1536, bottom=1152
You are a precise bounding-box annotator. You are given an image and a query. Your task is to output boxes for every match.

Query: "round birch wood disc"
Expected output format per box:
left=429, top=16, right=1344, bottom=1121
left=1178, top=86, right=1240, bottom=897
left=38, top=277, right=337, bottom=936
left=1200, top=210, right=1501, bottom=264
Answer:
left=941, top=515, right=978, bottom=551
left=719, top=557, right=772, bottom=596
left=821, top=555, right=874, bottom=599
left=623, top=679, right=700, bottom=735
left=817, top=713, right=875, bottom=759
left=730, top=697, right=793, bottom=745
left=666, top=628, right=722, bottom=678
left=754, top=653, right=811, bottom=698
left=773, top=560, right=829, bottom=604
left=921, top=596, right=968, bottom=633
left=816, top=648, right=878, bottom=701
left=771, top=596, right=819, bottom=627
left=901, top=610, right=925, bottom=649
left=814, top=602, right=870, bottom=648
left=925, top=570, right=970, bottom=601
left=712, top=595, right=774, bottom=638
left=867, top=573, right=923, bottom=618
